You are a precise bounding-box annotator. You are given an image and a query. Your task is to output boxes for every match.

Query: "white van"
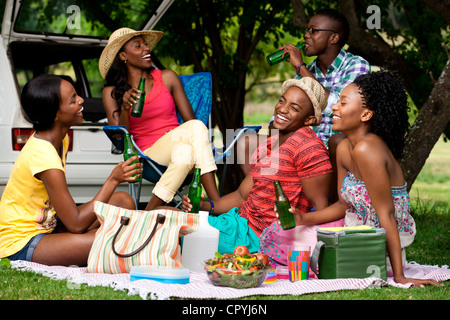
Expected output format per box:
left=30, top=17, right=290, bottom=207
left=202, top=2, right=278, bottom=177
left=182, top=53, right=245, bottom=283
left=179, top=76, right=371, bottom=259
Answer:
left=0, top=0, right=174, bottom=203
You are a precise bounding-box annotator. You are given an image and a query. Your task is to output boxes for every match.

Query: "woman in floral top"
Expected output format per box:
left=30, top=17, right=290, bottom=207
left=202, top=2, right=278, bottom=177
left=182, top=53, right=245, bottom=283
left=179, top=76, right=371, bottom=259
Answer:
left=280, top=70, right=440, bottom=287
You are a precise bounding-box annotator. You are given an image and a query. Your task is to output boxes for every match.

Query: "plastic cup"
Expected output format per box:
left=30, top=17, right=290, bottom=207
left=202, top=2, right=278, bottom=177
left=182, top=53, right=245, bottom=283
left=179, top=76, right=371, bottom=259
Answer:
left=287, top=245, right=310, bottom=281
left=264, top=267, right=277, bottom=283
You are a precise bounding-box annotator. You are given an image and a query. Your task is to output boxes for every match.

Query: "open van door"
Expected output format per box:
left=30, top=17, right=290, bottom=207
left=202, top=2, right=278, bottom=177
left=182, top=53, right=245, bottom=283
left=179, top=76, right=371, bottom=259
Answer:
left=0, top=0, right=174, bottom=203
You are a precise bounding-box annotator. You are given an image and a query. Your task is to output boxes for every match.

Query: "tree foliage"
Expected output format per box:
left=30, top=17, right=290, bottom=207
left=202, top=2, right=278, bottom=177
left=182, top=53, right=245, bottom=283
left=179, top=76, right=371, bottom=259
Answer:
left=155, top=0, right=294, bottom=131
left=1, top=0, right=447, bottom=191
left=156, top=0, right=449, bottom=190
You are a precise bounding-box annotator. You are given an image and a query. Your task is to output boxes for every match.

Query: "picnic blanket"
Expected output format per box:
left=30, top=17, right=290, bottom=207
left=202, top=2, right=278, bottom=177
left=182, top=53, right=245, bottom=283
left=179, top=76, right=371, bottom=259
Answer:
left=10, top=260, right=449, bottom=300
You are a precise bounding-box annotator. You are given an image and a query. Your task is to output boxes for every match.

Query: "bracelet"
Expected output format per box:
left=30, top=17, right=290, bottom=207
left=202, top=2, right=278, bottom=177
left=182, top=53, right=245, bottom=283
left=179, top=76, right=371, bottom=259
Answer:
left=296, top=62, right=306, bottom=75
left=207, top=200, right=214, bottom=215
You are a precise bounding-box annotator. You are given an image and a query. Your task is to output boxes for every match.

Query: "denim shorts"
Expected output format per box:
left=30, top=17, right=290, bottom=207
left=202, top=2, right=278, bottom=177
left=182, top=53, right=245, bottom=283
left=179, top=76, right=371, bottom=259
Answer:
left=6, top=233, right=47, bottom=262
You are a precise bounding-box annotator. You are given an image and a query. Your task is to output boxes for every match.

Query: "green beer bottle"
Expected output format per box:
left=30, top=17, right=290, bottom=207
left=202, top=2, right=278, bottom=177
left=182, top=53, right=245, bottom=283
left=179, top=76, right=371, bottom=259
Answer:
left=123, top=132, right=141, bottom=182
left=266, top=43, right=305, bottom=66
left=274, top=180, right=295, bottom=230
left=130, top=77, right=146, bottom=117
left=188, top=168, right=202, bottom=213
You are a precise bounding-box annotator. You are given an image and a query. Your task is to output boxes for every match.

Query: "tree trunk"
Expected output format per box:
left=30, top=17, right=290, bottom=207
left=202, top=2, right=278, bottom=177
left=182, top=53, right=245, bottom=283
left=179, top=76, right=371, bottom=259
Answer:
left=420, top=0, right=450, bottom=25
left=400, top=59, right=450, bottom=191
left=337, top=0, right=414, bottom=90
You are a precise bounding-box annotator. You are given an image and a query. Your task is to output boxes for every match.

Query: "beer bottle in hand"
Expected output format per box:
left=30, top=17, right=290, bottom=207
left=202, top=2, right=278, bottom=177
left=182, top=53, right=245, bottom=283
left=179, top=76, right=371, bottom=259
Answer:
left=266, top=43, right=305, bottom=66
left=274, top=180, right=295, bottom=230
left=188, top=168, right=202, bottom=213
left=130, top=77, right=146, bottom=117
left=123, top=132, right=141, bottom=182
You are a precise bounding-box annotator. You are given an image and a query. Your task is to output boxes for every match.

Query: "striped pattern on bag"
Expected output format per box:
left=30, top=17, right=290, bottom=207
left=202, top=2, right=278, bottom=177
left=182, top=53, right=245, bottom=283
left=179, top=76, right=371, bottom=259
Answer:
left=86, top=201, right=199, bottom=274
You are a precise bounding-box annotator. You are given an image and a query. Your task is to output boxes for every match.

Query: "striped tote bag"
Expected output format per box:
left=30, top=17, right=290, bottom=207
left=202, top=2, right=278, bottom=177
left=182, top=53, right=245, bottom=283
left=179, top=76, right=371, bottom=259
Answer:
left=87, top=201, right=199, bottom=273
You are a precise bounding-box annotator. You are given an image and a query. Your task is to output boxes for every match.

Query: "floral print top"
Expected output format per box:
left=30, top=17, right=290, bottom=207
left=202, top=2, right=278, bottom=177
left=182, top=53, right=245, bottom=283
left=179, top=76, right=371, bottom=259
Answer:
left=341, top=172, right=416, bottom=248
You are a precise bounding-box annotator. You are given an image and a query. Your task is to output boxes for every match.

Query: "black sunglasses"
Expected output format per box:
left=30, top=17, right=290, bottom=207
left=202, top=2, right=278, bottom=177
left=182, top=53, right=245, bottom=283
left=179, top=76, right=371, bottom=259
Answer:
left=305, top=27, right=337, bottom=35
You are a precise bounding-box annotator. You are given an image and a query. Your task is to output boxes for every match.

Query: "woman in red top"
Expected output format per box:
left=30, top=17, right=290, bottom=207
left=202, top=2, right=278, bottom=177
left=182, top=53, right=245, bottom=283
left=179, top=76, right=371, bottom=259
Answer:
left=101, top=28, right=219, bottom=210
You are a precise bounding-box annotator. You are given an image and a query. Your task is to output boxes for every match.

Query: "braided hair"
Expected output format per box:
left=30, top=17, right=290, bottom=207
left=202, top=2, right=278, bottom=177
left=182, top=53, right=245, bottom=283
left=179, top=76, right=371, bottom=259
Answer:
left=353, top=70, right=410, bottom=159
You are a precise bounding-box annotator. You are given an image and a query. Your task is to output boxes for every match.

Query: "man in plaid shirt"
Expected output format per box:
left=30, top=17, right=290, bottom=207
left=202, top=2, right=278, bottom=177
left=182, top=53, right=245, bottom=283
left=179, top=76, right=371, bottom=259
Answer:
left=280, top=9, right=371, bottom=147
left=238, top=9, right=370, bottom=176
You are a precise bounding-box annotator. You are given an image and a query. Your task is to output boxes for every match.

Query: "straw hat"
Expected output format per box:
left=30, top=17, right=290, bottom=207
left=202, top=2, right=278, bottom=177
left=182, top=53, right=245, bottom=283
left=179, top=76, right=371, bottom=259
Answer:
left=99, top=27, right=164, bottom=79
left=281, top=77, right=327, bottom=125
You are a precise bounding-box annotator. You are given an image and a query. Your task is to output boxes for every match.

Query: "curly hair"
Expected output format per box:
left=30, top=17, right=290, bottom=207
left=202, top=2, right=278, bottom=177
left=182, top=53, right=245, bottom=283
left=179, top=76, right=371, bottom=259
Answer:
left=353, top=70, right=410, bottom=159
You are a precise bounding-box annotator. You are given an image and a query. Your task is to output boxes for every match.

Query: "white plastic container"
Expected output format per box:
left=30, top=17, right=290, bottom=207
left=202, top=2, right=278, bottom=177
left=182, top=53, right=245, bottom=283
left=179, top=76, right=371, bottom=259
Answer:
left=181, top=210, right=219, bottom=273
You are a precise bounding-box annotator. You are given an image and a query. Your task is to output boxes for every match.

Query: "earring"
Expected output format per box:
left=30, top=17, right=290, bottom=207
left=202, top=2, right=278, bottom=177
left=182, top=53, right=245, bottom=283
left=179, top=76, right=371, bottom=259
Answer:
left=124, top=59, right=127, bottom=64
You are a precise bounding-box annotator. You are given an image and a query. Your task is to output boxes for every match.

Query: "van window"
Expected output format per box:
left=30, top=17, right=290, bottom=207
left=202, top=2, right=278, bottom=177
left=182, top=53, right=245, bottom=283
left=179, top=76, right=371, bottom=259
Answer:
left=82, top=58, right=103, bottom=98
left=13, top=0, right=163, bottom=38
left=15, top=61, right=77, bottom=92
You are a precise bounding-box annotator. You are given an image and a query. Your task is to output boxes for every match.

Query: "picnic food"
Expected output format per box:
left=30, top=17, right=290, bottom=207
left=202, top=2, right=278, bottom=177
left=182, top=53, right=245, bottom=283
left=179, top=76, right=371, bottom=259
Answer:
left=255, top=253, right=270, bottom=265
left=203, top=246, right=271, bottom=289
left=233, top=245, right=250, bottom=256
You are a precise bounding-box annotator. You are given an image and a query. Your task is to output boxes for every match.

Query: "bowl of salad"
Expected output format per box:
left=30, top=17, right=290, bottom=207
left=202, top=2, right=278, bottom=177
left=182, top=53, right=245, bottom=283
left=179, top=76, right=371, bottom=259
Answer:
left=203, top=246, right=271, bottom=289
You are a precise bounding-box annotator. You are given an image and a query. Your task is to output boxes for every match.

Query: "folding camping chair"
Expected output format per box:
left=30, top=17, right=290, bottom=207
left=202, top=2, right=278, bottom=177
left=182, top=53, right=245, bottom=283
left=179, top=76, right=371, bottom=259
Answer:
left=103, top=72, right=261, bottom=209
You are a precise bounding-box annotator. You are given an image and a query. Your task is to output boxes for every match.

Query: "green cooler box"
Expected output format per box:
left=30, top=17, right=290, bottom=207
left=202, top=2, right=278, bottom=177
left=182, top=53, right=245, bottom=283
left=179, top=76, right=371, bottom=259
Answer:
left=310, top=226, right=387, bottom=280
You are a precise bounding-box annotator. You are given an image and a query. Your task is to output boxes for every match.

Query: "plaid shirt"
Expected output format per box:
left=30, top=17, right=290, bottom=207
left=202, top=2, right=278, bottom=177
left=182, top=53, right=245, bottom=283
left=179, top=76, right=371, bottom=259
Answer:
left=295, top=49, right=371, bottom=147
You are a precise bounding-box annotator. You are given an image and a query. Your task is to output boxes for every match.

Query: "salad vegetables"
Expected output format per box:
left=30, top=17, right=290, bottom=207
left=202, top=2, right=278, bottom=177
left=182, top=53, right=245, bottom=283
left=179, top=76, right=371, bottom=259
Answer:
left=204, top=246, right=270, bottom=274
left=203, top=246, right=271, bottom=289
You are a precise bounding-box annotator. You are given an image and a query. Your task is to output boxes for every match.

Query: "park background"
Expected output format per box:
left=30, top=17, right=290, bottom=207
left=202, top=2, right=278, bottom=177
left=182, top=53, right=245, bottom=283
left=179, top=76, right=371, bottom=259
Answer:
left=151, top=0, right=449, bottom=206
left=0, top=0, right=448, bottom=300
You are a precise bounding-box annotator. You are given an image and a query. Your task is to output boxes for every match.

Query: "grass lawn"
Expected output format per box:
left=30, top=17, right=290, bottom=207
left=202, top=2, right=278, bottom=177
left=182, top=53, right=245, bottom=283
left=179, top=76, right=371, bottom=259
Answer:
left=0, top=137, right=448, bottom=301
left=410, top=138, right=450, bottom=206
left=1, top=199, right=448, bottom=301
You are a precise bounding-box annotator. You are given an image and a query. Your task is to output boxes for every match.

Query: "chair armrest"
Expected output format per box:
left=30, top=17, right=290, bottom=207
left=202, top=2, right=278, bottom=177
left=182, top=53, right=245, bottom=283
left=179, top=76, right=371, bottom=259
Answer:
left=213, top=125, right=261, bottom=162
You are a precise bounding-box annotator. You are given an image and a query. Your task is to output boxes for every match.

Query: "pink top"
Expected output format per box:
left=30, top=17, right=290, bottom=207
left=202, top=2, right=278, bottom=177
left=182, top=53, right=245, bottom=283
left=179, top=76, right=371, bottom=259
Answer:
left=129, top=69, right=180, bottom=151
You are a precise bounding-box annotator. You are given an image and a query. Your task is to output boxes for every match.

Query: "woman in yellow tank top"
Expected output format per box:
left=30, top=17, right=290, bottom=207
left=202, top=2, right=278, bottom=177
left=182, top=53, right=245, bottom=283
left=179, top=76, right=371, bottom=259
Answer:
left=0, top=74, right=139, bottom=266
